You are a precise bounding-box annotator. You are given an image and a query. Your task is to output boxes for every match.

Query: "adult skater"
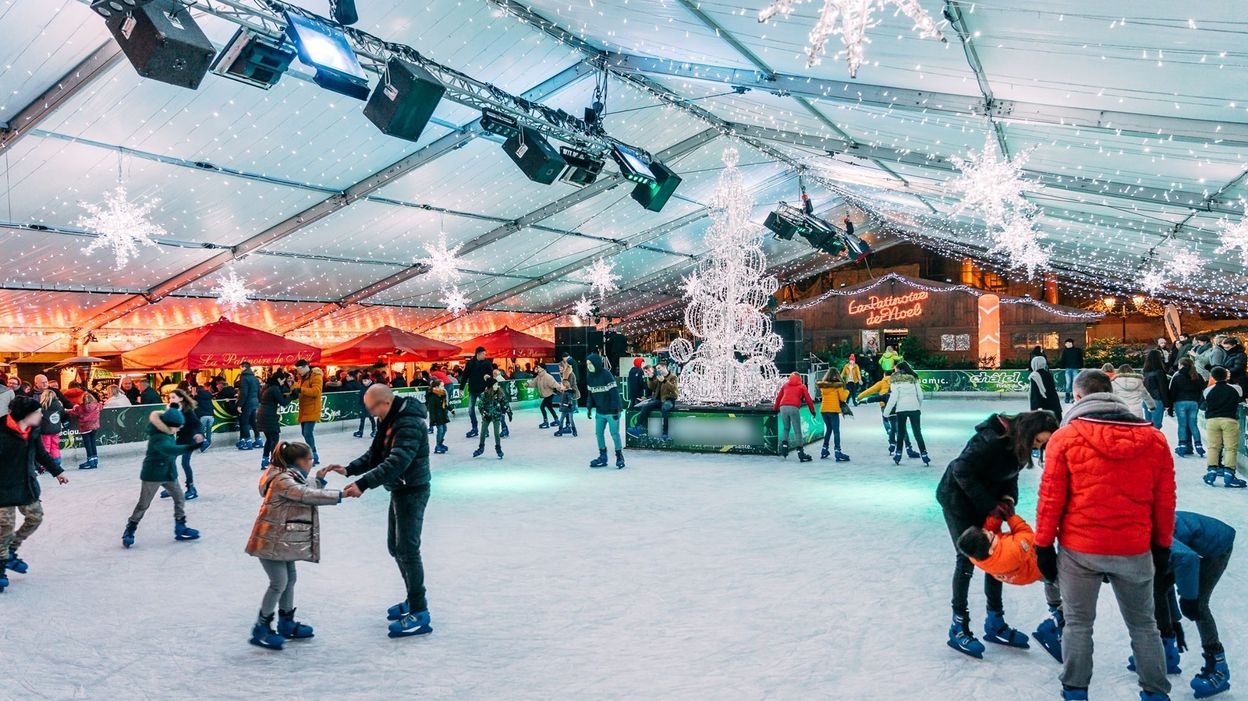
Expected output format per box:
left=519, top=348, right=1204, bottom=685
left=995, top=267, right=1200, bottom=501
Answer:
left=527, top=365, right=560, bottom=429
left=1034, top=369, right=1176, bottom=701
left=237, top=361, right=262, bottom=450
left=883, top=362, right=929, bottom=465
left=1059, top=338, right=1084, bottom=403
left=773, top=372, right=817, bottom=462
left=626, top=357, right=647, bottom=409
left=815, top=367, right=850, bottom=461
left=246, top=441, right=343, bottom=650
left=257, top=371, right=293, bottom=470
left=585, top=353, right=625, bottom=469
left=293, top=359, right=324, bottom=466
left=936, top=409, right=1059, bottom=658
left=323, top=384, right=432, bottom=638
left=0, top=396, right=69, bottom=590
left=463, top=346, right=492, bottom=439
left=1029, top=355, right=1062, bottom=423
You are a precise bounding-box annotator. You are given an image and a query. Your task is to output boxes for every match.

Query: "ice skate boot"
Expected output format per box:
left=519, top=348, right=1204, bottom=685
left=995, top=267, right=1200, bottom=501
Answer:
left=892, top=450, right=903, bottom=465
left=387, top=601, right=410, bottom=621
left=907, top=447, right=921, bottom=459
left=539, top=421, right=550, bottom=429
left=834, top=451, right=851, bottom=462
left=1176, top=445, right=1192, bottom=457
left=1191, top=647, right=1230, bottom=698
left=1032, top=607, right=1063, bottom=662
left=1061, top=688, right=1088, bottom=701
left=552, top=426, right=565, bottom=437
left=465, top=429, right=479, bottom=439
left=1223, top=470, right=1247, bottom=488
left=352, top=430, right=363, bottom=438
left=1204, top=467, right=1222, bottom=486
left=947, top=613, right=985, bottom=659
left=820, top=447, right=830, bottom=459
left=174, top=520, right=200, bottom=541
left=472, top=447, right=484, bottom=458
left=590, top=450, right=609, bottom=468
left=251, top=439, right=264, bottom=450
left=984, top=610, right=1030, bottom=649
left=278, top=608, right=314, bottom=639
left=312, top=452, right=320, bottom=466
left=797, top=449, right=813, bottom=463
left=250, top=612, right=285, bottom=650
left=1128, top=635, right=1181, bottom=674
left=1196, top=443, right=1206, bottom=457
left=6, top=549, right=28, bottom=574
left=0, top=566, right=7, bottom=592
left=779, top=441, right=790, bottom=459
left=160, top=488, right=171, bottom=498
left=388, top=610, right=432, bottom=638
left=236, top=439, right=252, bottom=450
left=921, top=451, right=931, bottom=465
left=496, top=446, right=504, bottom=460
left=122, top=522, right=137, bottom=548
left=185, top=484, right=198, bottom=500
left=1139, top=692, right=1171, bottom=701
left=615, top=450, right=625, bottom=469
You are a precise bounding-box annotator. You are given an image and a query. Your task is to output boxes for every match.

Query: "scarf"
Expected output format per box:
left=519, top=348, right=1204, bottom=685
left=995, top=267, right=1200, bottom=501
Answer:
left=5, top=415, right=29, bottom=439
left=1029, top=356, right=1048, bottom=399
left=1061, top=392, right=1131, bottom=426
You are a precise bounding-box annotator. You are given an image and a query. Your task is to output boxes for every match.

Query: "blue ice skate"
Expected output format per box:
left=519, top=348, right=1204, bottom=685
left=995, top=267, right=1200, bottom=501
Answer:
left=250, top=613, right=284, bottom=650
left=1139, top=692, right=1171, bottom=701
left=388, top=610, right=432, bottom=638
left=5, top=550, right=28, bottom=574
left=1033, top=607, right=1063, bottom=662
left=984, top=610, right=1030, bottom=649
left=122, top=522, right=137, bottom=548
left=947, top=614, right=985, bottom=659
left=1129, top=635, right=1181, bottom=674
left=1061, top=688, right=1088, bottom=701
left=1192, top=649, right=1231, bottom=698
left=387, top=601, right=409, bottom=621
left=174, top=520, right=200, bottom=541
left=278, top=609, right=314, bottom=639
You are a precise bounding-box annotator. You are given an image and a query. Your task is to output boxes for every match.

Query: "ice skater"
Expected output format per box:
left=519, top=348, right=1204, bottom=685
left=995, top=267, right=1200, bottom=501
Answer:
left=0, top=396, right=69, bottom=590
left=554, top=355, right=579, bottom=438
left=585, top=353, right=624, bottom=469
left=257, top=370, right=293, bottom=470
left=68, top=390, right=102, bottom=470
left=322, top=384, right=433, bottom=638
left=936, top=409, right=1059, bottom=658
left=245, top=441, right=343, bottom=650
left=1201, top=367, right=1244, bottom=488
left=883, top=362, right=929, bottom=465
left=857, top=369, right=914, bottom=458
left=814, top=368, right=850, bottom=461
left=122, top=407, right=204, bottom=548
left=427, top=378, right=453, bottom=454
left=528, top=365, right=560, bottom=429
left=773, top=372, right=816, bottom=462
left=160, top=388, right=202, bottom=500
left=473, top=376, right=512, bottom=460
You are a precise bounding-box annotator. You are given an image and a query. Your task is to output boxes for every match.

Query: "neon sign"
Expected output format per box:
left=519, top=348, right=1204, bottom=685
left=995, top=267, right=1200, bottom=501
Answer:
left=847, top=291, right=928, bottom=326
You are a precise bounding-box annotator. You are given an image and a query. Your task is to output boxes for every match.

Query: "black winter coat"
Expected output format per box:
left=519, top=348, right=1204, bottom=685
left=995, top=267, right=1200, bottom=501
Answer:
left=936, top=415, right=1022, bottom=528
left=1144, top=369, right=1170, bottom=405
left=238, top=369, right=261, bottom=406
left=426, top=389, right=451, bottom=426
left=346, top=396, right=430, bottom=492
left=1168, top=372, right=1205, bottom=406
left=627, top=367, right=646, bottom=406
left=193, top=387, right=215, bottom=419
left=175, top=406, right=200, bottom=446
left=39, top=395, right=64, bottom=436
left=257, top=381, right=292, bottom=433
left=463, top=357, right=493, bottom=395
left=1029, top=374, right=1062, bottom=421
left=1059, top=346, right=1083, bottom=370
left=585, top=353, right=622, bottom=416
left=0, top=421, right=61, bottom=507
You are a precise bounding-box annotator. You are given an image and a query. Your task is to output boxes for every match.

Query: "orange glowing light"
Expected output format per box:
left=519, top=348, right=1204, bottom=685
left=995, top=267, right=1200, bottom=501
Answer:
left=847, top=291, right=928, bottom=326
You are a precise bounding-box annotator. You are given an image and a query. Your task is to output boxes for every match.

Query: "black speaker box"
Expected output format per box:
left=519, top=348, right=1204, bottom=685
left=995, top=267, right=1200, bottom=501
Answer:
left=364, top=57, right=446, bottom=143
left=103, top=0, right=215, bottom=90
left=504, top=127, right=567, bottom=184
left=773, top=319, right=804, bottom=374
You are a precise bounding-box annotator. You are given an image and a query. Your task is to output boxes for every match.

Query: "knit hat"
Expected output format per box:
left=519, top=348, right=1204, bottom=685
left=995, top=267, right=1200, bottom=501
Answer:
left=633, top=358, right=644, bottom=368
left=8, top=395, right=40, bottom=422
left=160, top=408, right=185, bottom=427
left=848, top=354, right=856, bottom=362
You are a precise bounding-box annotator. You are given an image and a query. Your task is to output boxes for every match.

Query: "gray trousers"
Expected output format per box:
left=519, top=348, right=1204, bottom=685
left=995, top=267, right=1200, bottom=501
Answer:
left=128, top=480, right=185, bottom=525
left=259, top=558, right=297, bottom=616
left=1059, top=548, right=1170, bottom=695
left=779, top=405, right=803, bottom=445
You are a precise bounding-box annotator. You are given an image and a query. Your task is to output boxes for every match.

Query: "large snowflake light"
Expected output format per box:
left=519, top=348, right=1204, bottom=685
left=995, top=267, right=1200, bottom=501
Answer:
left=758, top=0, right=946, bottom=75
left=1216, top=214, right=1248, bottom=267
left=950, top=136, right=1049, bottom=276
left=75, top=185, right=164, bottom=269
left=420, top=233, right=463, bottom=288
left=667, top=148, right=783, bottom=406
left=585, top=258, right=621, bottom=300
left=442, top=286, right=468, bottom=317
left=1166, top=244, right=1203, bottom=280
left=1139, top=268, right=1167, bottom=295
left=212, top=269, right=253, bottom=312
left=573, top=295, right=596, bottom=319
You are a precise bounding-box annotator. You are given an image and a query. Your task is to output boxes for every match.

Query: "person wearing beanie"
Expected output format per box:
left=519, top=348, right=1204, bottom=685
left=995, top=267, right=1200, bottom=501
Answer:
left=626, top=357, right=648, bottom=409
left=472, top=376, right=512, bottom=460
left=121, top=406, right=204, bottom=548
left=585, top=353, right=625, bottom=468
left=840, top=355, right=863, bottom=405
left=0, top=396, right=69, bottom=589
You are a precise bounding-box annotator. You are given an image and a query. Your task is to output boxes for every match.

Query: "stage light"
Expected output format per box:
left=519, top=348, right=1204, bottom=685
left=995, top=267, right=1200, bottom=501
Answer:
left=210, top=28, right=296, bottom=90
left=559, top=147, right=605, bottom=187
left=330, top=0, right=358, bottom=25
left=89, top=0, right=153, bottom=17
left=631, top=160, right=681, bottom=212
left=611, top=144, right=657, bottom=186
left=481, top=108, right=520, bottom=139
left=284, top=10, right=370, bottom=100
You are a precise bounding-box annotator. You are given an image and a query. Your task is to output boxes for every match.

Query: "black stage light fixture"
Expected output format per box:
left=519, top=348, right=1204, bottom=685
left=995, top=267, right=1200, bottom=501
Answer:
left=611, top=143, right=656, bottom=186
left=503, top=126, right=567, bottom=185
left=90, top=0, right=153, bottom=17
left=631, top=160, right=681, bottom=212
left=330, top=0, right=359, bottom=25
left=284, top=10, right=370, bottom=100
left=364, top=57, right=446, bottom=143
left=98, top=0, right=215, bottom=90
left=480, top=108, right=520, bottom=139
left=764, top=202, right=870, bottom=261
left=210, top=28, right=296, bottom=90
left=559, top=147, right=605, bottom=187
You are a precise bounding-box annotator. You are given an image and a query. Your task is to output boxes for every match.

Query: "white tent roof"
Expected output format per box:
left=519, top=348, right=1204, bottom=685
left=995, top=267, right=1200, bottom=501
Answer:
left=1, top=0, right=1245, bottom=350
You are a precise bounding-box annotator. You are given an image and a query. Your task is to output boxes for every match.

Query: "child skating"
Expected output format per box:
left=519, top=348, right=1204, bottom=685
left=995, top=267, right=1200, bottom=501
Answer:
left=0, top=396, right=69, bottom=590
left=245, top=441, right=342, bottom=650
left=1202, top=367, right=1244, bottom=487
left=473, top=376, right=512, bottom=459
left=427, top=378, right=453, bottom=454
left=815, top=369, right=850, bottom=461
left=121, top=408, right=204, bottom=548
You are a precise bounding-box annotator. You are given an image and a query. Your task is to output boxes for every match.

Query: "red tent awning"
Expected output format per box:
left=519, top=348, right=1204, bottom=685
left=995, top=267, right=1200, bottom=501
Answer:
left=121, top=318, right=321, bottom=370
left=458, top=326, right=555, bottom=359
left=320, top=326, right=461, bottom=365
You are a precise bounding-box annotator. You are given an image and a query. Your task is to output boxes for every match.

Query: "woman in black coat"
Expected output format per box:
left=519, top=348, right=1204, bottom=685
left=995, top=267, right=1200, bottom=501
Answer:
left=935, top=410, right=1059, bottom=658
left=256, top=371, right=292, bottom=469
left=1141, top=349, right=1169, bottom=430
left=0, top=396, right=67, bottom=588
left=1028, top=355, right=1062, bottom=423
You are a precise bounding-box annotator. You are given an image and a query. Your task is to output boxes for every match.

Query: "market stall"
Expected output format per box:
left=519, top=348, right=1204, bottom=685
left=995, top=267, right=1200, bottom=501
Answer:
left=120, top=317, right=321, bottom=370
left=320, top=325, right=461, bottom=366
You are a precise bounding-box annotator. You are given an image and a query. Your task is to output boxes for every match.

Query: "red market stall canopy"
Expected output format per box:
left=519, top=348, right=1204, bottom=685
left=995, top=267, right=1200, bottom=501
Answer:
left=320, top=326, right=461, bottom=365
left=458, top=326, right=555, bottom=359
left=121, top=318, right=321, bottom=370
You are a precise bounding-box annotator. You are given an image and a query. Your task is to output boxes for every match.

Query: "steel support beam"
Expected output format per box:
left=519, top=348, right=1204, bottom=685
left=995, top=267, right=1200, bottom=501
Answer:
left=73, top=62, right=592, bottom=341
left=602, top=53, right=1248, bottom=149
left=943, top=1, right=1009, bottom=157
left=0, top=40, right=125, bottom=155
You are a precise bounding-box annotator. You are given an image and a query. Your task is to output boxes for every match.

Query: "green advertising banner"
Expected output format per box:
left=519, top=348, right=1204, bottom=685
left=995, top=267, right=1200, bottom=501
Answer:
left=914, top=369, right=1063, bottom=394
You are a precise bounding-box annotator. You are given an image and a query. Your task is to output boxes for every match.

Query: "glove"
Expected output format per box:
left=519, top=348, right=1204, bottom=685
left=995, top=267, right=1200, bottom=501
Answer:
left=1172, top=621, right=1188, bottom=652
left=989, top=499, right=1015, bottom=520
left=1151, top=545, right=1171, bottom=579
left=1037, top=545, right=1058, bottom=583
left=1179, top=598, right=1204, bottom=622
left=1166, top=407, right=1175, bottom=417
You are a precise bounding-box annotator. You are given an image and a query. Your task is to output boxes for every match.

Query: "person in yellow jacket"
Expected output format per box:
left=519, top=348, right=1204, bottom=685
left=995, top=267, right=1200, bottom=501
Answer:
left=840, top=354, right=863, bottom=405
left=292, top=360, right=324, bottom=466
left=816, top=369, right=851, bottom=461
left=856, top=369, right=914, bottom=457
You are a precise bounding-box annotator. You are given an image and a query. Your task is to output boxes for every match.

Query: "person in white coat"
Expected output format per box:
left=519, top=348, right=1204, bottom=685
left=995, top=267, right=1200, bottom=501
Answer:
left=883, top=361, right=930, bottom=465
left=1111, top=365, right=1155, bottom=419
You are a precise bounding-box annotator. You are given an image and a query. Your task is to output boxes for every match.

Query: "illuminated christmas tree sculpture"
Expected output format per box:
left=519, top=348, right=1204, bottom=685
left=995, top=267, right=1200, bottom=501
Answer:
left=667, top=148, right=784, bottom=405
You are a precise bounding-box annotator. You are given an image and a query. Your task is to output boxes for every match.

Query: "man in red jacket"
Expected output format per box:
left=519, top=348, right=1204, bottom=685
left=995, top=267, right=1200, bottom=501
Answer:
left=1034, top=369, right=1177, bottom=701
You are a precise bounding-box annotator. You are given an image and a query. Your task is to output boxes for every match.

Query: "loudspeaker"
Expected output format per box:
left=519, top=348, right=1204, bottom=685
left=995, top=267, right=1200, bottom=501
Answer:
left=364, top=57, right=446, bottom=143
left=504, top=127, right=567, bottom=185
left=102, top=0, right=215, bottom=90
left=773, top=319, right=804, bottom=374
left=631, top=160, right=682, bottom=212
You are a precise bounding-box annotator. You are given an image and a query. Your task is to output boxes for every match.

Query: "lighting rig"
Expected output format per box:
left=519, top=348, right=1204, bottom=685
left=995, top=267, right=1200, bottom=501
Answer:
left=764, top=188, right=871, bottom=263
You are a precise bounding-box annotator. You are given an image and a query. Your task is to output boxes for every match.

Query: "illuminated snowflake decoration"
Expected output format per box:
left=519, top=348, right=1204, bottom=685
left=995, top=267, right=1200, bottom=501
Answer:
left=1166, top=244, right=1203, bottom=280
left=585, top=258, right=621, bottom=300
left=1139, top=268, right=1167, bottom=295
left=990, top=216, right=1050, bottom=279
left=75, top=185, right=164, bottom=269
left=1216, top=214, right=1248, bottom=267
left=211, top=270, right=253, bottom=312
left=420, top=233, right=464, bottom=288
left=950, top=136, right=1049, bottom=276
left=668, top=148, right=783, bottom=406
left=573, top=295, right=596, bottom=319
left=758, top=0, right=946, bottom=75
left=442, top=286, right=468, bottom=317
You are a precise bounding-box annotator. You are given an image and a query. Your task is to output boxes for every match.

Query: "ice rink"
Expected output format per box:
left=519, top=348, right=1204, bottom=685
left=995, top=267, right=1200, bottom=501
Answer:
left=4, top=398, right=1244, bottom=701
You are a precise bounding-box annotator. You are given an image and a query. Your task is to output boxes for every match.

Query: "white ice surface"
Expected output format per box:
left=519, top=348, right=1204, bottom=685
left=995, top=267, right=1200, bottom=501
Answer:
left=3, top=398, right=1244, bottom=701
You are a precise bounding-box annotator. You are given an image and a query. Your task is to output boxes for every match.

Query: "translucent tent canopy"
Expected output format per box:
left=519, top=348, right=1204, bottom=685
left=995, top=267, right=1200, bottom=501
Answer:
left=0, top=0, right=1245, bottom=352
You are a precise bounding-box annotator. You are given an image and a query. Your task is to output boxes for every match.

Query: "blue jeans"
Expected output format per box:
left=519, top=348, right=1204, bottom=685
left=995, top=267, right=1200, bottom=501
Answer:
left=821, top=412, right=841, bottom=451
left=300, top=421, right=317, bottom=454
left=180, top=448, right=195, bottom=485
left=1144, top=399, right=1164, bottom=429
left=435, top=424, right=447, bottom=446
left=81, top=430, right=98, bottom=459
left=635, top=399, right=674, bottom=434
left=595, top=413, right=621, bottom=451
left=1175, top=400, right=1201, bottom=449
left=239, top=401, right=258, bottom=441
left=468, top=392, right=481, bottom=431
left=199, top=416, right=214, bottom=450
left=1064, top=368, right=1079, bottom=399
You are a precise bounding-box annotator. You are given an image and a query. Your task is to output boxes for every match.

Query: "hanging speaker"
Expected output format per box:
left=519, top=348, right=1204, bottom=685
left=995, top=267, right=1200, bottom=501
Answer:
left=101, top=0, right=215, bottom=90
left=364, top=57, right=446, bottom=143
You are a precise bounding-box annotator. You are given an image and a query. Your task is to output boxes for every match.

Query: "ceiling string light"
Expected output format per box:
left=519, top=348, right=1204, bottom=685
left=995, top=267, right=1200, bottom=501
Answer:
left=758, top=0, right=947, bottom=74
